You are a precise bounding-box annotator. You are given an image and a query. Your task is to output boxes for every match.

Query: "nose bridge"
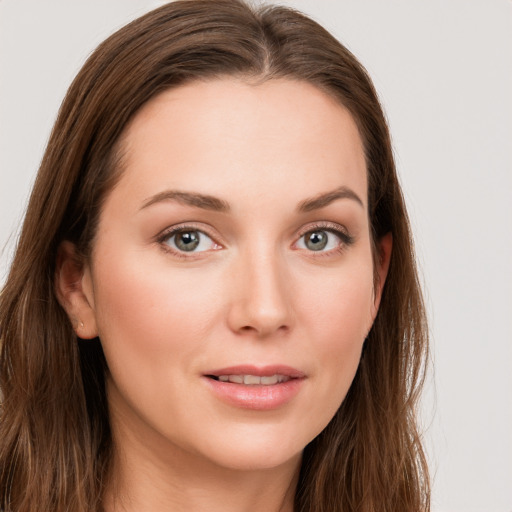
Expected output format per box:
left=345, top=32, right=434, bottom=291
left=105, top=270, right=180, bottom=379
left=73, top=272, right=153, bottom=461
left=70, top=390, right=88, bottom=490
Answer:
left=228, top=240, right=293, bottom=337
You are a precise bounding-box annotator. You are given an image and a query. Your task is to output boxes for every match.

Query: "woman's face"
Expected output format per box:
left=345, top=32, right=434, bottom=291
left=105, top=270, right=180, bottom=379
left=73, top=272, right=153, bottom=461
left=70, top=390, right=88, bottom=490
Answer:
left=65, top=79, right=390, bottom=472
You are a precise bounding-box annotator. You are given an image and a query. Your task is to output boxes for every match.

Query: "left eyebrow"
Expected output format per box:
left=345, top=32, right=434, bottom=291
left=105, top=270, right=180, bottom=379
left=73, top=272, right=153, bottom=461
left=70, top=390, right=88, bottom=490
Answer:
left=296, top=186, right=365, bottom=213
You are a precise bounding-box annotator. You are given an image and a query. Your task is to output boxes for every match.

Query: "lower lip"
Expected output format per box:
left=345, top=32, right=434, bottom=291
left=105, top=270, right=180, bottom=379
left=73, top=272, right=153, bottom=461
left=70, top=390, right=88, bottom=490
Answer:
left=203, top=377, right=304, bottom=410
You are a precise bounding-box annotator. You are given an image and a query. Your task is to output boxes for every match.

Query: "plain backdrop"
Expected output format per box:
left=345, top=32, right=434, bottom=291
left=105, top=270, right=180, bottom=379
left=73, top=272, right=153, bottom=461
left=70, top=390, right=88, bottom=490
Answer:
left=1, top=1, right=511, bottom=511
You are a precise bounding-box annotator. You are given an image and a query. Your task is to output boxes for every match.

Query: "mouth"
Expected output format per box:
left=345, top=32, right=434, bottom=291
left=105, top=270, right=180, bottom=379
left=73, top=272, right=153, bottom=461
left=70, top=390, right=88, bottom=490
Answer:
left=206, top=374, right=293, bottom=385
left=205, top=364, right=305, bottom=384
left=203, top=365, right=305, bottom=410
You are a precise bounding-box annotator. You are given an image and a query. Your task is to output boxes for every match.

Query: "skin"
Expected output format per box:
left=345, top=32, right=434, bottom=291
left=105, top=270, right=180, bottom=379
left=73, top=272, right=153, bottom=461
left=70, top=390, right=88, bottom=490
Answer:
left=57, top=79, right=391, bottom=512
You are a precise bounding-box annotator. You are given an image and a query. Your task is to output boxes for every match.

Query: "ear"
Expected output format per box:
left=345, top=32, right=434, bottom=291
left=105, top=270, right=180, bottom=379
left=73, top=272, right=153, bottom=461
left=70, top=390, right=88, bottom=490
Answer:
left=55, top=241, right=99, bottom=339
left=370, top=232, right=393, bottom=320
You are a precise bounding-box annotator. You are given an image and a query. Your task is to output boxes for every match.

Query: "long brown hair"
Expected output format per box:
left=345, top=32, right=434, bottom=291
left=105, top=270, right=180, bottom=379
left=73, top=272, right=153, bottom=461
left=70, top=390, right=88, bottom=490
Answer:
left=0, top=1, right=429, bottom=510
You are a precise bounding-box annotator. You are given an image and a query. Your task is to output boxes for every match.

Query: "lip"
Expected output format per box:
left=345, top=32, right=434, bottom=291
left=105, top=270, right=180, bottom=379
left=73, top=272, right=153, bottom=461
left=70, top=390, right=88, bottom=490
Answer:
left=203, top=364, right=306, bottom=410
left=206, top=365, right=306, bottom=379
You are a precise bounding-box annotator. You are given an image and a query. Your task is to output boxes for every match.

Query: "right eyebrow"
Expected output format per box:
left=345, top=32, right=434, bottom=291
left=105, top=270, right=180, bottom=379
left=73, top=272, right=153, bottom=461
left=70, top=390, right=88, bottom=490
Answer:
left=140, top=190, right=231, bottom=212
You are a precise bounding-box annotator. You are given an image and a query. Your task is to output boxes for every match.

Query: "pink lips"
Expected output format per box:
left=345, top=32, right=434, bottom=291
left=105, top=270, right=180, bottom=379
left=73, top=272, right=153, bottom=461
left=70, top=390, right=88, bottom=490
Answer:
left=203, top=365, right=306, bottom=410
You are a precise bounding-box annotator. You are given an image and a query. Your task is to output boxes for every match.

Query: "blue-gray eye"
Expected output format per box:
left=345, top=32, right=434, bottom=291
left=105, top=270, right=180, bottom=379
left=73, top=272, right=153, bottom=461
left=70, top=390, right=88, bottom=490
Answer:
left=297, top=229, right=342, bottom=252
left=165, top=229, right=216, bottom=252
left=175, top=231, right=200, bottom=251
left=305, top=231, right=328, bottom=251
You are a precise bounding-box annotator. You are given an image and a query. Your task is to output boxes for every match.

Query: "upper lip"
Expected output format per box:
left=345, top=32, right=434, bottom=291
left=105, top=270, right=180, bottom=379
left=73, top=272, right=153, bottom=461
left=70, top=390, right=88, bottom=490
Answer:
left=205, top=365, right=305, bottom=378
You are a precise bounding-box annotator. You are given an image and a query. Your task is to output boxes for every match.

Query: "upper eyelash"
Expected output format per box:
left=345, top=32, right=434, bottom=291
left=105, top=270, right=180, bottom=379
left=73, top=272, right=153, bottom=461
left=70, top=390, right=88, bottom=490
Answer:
left=156, top=224, right=212, bottom=243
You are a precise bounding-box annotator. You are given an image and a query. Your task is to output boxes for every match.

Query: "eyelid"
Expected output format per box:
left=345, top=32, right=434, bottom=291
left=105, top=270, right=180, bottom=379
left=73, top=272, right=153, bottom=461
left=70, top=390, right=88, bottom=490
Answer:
left=296, top=221, right=350, bottom=238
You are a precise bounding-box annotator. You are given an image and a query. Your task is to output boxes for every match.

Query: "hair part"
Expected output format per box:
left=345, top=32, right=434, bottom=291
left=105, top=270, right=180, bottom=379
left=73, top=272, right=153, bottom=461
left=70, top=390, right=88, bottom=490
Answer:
left=0, top=1, right=429, bottom=510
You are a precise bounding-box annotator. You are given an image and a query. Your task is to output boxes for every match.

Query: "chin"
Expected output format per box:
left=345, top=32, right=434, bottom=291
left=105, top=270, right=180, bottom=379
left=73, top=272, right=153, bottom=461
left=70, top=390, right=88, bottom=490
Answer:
left=204, top=446, right=302, bottom=473
left=186, top=424, right=309, bottom=472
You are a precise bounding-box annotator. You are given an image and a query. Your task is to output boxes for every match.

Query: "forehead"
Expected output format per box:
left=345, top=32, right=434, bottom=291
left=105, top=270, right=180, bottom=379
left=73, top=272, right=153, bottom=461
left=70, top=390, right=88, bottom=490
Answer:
left=111, top=78, right=367, bottom=213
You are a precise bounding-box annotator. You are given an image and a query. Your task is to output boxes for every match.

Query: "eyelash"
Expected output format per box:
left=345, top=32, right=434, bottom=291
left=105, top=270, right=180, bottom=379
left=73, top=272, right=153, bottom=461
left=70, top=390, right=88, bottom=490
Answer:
left=156, top=221, right=354, bottom=259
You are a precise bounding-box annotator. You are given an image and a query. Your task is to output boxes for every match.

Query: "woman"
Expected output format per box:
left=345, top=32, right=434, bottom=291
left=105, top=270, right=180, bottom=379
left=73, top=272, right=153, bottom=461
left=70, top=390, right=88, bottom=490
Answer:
left=0, top=1, right=429, bottom=511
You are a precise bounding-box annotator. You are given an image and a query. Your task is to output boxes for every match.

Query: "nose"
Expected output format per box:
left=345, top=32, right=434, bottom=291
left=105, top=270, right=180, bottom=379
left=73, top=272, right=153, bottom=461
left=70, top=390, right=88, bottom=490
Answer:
left=226, top=247, right=293, bottom=338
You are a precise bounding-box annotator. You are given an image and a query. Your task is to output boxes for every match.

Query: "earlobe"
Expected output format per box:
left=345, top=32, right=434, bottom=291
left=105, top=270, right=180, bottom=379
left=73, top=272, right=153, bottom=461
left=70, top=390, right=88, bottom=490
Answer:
left=371, top=232, right=393, bottom=318
left=55, top=241, right=99, bottom=339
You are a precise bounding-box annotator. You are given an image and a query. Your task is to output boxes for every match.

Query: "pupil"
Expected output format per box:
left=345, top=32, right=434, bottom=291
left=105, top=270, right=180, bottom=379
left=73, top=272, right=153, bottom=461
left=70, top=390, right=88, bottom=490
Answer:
left=306, top=231, right=328, bottom=251
left=176, top=231, right=200, bottom=251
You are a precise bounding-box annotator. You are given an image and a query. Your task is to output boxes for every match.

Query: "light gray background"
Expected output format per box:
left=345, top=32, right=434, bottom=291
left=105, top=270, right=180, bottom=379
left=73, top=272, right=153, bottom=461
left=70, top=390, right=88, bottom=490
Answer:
left=1, top=1, right=511, bottom=511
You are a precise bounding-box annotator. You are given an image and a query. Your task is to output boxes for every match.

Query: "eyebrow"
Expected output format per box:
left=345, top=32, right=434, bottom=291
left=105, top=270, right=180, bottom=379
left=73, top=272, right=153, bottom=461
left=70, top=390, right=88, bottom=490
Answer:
left=140, top=185, right=364, bottom=213
left=296, top=186, right=364, bottom=212
left=140, top=190, right=230, bottom=212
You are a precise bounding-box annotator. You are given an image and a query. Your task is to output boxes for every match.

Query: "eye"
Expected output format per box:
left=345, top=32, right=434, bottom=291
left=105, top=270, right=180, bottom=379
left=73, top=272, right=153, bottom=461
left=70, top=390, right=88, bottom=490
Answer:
left=162, top=228, right=219, bottom=253
left=297, top=230, right=339, bottom=251
left=295, top=225, right=353, bottom=253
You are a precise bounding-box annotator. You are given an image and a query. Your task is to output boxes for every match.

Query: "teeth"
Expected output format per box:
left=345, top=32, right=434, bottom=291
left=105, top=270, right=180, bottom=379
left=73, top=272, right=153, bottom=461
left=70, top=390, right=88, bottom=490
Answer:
left=261, top=375, right=279, bottom=385
left=244, top=375, right=261, bottom=385
left=215, top=374, right=291, bottom=385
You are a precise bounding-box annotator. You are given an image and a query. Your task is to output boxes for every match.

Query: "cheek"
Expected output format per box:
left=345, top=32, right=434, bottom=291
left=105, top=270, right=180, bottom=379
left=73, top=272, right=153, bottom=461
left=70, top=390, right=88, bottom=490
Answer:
left=298, top=259, right=375, bottom=344
left=90, top=250, right=222, bottom=376
left=295, top=260, right=374, bottom=410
